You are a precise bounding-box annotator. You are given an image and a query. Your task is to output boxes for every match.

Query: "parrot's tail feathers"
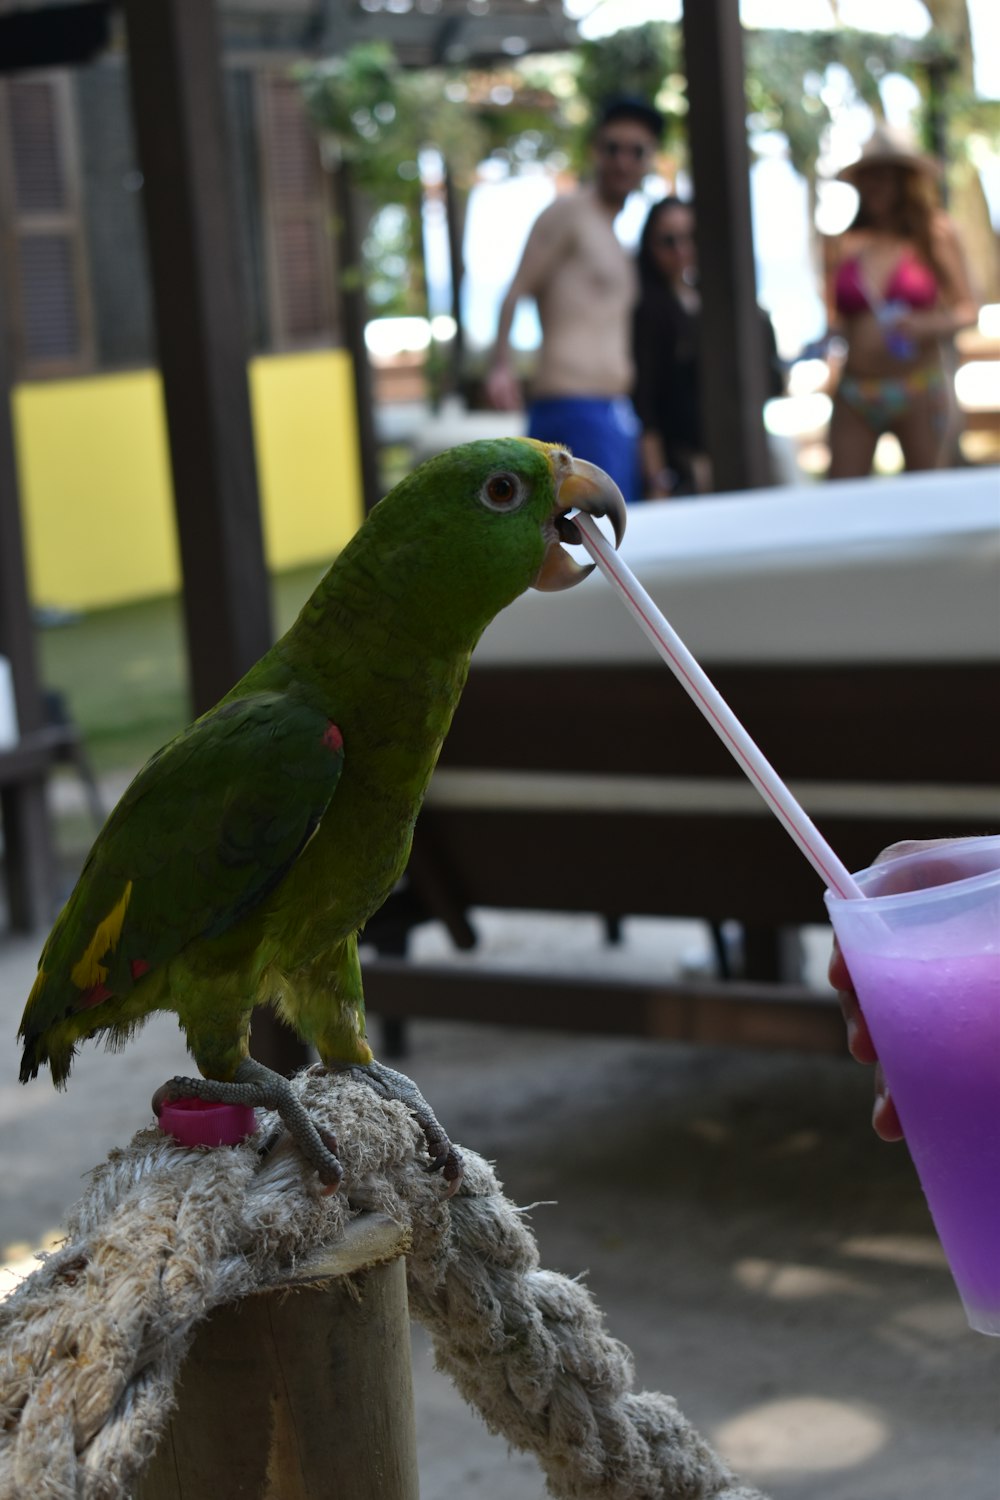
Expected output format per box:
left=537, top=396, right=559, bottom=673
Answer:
left=18, top=1031, right=74, bottom=1089
left=17, top=1047, right=39, bottom=1085
left=18, top=969, right=56, bottom=1083
left=19, top=966, right=97, bottom=1087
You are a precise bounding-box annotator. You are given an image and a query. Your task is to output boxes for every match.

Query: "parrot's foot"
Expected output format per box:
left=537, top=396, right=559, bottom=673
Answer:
left=327, top=1059, right=463, bottom=1196
left=152, top=1059, right=343, bottom=1192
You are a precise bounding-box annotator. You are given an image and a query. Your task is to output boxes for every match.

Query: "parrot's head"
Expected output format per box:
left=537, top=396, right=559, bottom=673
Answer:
left=360, top=437, right=627, bottom=649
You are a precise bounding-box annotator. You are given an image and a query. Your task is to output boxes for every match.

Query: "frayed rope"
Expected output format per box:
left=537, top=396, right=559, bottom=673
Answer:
left=0, top=1070, right=767, bottom=1500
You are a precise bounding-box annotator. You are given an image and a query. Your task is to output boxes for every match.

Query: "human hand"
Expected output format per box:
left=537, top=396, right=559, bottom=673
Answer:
left=891, top=308, right=949, bottom=343
left=829, top=837, right=972, bottom=1142
left=484, top=359, right=523, bottom=413
left=828, top=936, right=903, bottom=1141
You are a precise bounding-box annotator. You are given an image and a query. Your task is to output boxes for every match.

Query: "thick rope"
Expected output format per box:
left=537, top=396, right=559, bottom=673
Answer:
left=0, top=1070, right=767, bottom=1500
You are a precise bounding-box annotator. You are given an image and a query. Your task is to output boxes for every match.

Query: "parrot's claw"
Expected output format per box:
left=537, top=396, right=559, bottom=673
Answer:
left=332, top=1059, right=464, bottom=1197
left=153, top=1060, right=344, bottom=1191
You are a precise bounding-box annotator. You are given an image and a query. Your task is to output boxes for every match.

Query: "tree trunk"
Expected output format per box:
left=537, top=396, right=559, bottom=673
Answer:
left=922, top=0, right=1000, bottom=301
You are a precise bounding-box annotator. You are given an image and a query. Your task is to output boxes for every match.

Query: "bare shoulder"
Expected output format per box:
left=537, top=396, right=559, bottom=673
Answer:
left=826, top=228, right=864, bottom=270
left=523, top=191, right=581, bottom=249
left=551, top=188, right=591, bottom=214
left=546, top=190, right=592, bottom=229
left=928, top=210, right=962, bottom=253
left=838, top=228, right=868, bottom=256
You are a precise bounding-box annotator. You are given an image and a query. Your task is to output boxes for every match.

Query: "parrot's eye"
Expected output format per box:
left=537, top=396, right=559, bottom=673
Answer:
left=480, top=471, right=526, bottom=513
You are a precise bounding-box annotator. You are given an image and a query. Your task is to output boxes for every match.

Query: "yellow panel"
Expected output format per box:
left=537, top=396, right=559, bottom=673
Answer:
left=250, top=349, right=364, bottom=572
left=12, top=351, right=363, bottom=611
left=13, top=370, right=179, bottom=610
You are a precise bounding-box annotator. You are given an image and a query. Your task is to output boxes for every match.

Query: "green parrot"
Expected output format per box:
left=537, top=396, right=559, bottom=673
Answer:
left=18, top=439, right=625, bottom=1190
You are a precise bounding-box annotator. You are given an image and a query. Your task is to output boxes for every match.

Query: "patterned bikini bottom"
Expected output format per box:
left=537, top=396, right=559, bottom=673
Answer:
left=836, top=366, right=949, bottom=436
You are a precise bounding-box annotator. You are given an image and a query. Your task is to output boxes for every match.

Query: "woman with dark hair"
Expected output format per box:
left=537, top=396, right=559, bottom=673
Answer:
left=632, top=197, right=782, bottom=496
left=825, top=125, right=977, bottom=478
left=632, top=197, right=706, bottom=497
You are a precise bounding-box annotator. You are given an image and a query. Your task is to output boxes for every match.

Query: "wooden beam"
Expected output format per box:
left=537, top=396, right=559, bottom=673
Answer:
left=681, top=0, right=772, bottom=490
left=0, top=301, right=43, bottom=739
left=121, top=0, right=273, bottom=715
left=441, top=663, right=1000, bottom=785
left=0, top=220, right=56, bottom=930
left=362, top=958, right=846, bottom=1055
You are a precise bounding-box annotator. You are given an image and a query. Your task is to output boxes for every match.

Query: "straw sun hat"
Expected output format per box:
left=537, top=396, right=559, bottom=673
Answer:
left=835, top=123, right=941, bottom=185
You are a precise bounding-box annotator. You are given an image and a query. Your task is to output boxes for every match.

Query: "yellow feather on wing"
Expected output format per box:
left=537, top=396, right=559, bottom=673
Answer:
left=69, top=882, right=133, bottom=991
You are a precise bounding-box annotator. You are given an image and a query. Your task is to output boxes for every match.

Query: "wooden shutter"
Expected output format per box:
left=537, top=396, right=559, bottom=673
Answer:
left=0, top=75, right=92, bottom=374
left=258, top=73, right=337, bottom=348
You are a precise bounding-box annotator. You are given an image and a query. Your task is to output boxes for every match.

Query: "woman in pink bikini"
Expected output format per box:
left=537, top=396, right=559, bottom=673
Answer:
left=825, top=125, right=977, bottom=478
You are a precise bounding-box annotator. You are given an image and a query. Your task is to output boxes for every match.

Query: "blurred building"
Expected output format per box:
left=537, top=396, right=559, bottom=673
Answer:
left=0, top=57, right=339, bottom=380
left=0, top=0, right=574, bottom=609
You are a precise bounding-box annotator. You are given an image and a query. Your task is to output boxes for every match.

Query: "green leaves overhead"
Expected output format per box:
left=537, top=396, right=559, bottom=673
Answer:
left=297, top=23, right=988, bottom=191
left=296, top=42, right=481, bottom=194
left=575, top=22, right=686, bottom=155
left=295, top=42, right=577, bottom=191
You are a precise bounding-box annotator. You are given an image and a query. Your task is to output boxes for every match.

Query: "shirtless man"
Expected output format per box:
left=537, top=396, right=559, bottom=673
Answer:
left=484, top=96, right=663, bottom=503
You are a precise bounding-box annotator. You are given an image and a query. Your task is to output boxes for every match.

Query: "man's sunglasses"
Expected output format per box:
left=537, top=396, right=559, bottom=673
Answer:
left=599, top=140, right=650, bottom=161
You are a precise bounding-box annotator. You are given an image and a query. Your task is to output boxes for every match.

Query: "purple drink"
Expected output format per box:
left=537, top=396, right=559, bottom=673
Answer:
left=827, top=837, right=1000, bottom=1336
left=840, top=949, right=1000, bottom=1331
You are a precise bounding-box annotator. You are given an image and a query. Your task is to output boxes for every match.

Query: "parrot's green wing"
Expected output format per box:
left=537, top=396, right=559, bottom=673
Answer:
left=19, top=692, right=344, bottom=1071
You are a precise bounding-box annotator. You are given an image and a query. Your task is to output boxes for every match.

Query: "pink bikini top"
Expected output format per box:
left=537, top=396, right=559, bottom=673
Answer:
left=835, top=252, right=938, bottom=316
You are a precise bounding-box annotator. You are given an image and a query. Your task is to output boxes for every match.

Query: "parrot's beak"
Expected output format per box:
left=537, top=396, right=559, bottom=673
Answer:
left=532, top=446, right=628, bottom=593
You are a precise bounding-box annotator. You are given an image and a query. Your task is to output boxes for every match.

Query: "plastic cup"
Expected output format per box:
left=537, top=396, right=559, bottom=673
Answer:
left=826, top=837, right=1000, bottom=1335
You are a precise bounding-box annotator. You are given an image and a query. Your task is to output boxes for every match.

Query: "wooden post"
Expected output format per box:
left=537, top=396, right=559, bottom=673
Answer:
left=122, top=0, right=311, bottom=1074
left=0, top=203, right=56, bottom=931
left=328, top=157, right=383, bottom=516
left=121, top=0, right=274, bottom=716
left=138, top=1214, right=419, bottom=1500
left=443, top=163, right=468, bottom=399
left=681, top=0, right=772, bottom=491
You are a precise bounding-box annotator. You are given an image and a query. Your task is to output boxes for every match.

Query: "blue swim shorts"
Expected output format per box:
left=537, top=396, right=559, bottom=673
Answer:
left=527, top=396, right=641, bottom=504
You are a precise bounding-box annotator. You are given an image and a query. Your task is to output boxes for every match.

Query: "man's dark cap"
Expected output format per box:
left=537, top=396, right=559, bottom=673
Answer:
left=595, top=95, right=664, bottom=143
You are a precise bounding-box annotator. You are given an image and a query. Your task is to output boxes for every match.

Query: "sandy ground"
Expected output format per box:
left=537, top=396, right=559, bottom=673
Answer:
left=1, top=908, right=997, bottom=1498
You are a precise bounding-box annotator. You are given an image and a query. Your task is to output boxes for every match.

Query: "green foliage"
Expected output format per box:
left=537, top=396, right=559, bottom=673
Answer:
left=296, top=44, right=577, bottom=186
left=570, top=21, right=970, bottom=183
left=296, top=43, right=412, bottom=191
left=948, top=91, right=1000, bottom=150
left=363, top=202, right=420, bottom=318
left=575, top=22, right=685, bottom=153
left=744, top=29, right=926, bottom=179
left=296, top=45, right=445, bottom=314
left=296, top=43, right=485, bottom=195
left=745, top=26, right=997, bottom=186
left=464, top=71, right=578, bottom=175
left=295, top=44, right=577, bottom=315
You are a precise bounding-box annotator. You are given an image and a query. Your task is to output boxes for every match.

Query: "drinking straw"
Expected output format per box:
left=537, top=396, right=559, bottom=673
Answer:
left=574, top=512, right=864, bottom=900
